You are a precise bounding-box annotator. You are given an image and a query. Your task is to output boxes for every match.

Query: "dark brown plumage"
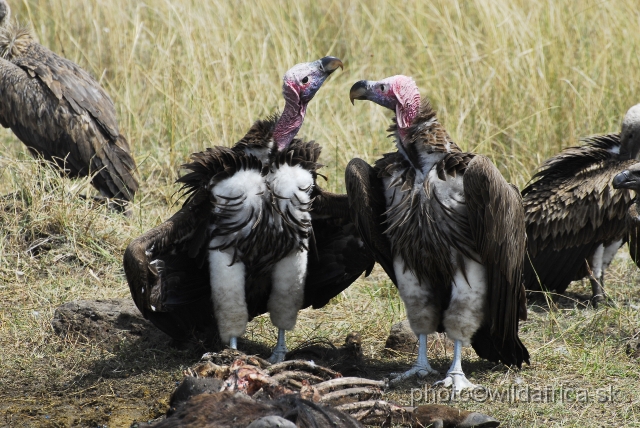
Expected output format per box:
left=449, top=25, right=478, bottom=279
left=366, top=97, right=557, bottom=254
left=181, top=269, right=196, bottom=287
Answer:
left=348, top=76, right=528, bottom=390
left=629, top=202, right=640, bottom=268
left=0, top=1, right=138, bottom=203
left=523, top=103, right=640, bottom=303
left=350, top=104, right=528, bottom=367
left=123, top=116, right=374, bottom=345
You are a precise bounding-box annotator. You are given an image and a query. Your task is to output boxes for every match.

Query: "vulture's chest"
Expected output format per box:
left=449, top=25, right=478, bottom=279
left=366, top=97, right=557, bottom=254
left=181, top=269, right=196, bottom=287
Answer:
left=207, top=160, right=314, bottom=269
left=381, top=159, right=472, bottom=284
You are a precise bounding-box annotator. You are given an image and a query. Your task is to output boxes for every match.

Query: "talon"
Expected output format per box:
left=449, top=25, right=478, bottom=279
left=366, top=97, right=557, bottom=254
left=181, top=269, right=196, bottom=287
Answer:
left=268, top=349, right=287, bottom=364
left=389, top=364, right=438, bottom=386
left=433, top=372, right=478, bottom=394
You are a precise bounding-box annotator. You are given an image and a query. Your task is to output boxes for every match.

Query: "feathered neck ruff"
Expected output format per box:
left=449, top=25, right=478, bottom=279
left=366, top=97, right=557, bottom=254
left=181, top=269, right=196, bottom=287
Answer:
left=0, top=21, right=32, bottom=59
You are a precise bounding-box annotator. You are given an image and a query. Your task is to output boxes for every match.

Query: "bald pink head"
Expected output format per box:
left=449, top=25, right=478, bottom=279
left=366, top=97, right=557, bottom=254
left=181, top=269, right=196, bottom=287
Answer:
left=349, top=75, right=421, bottom=138
left=272, top=56, right=343, bottom=150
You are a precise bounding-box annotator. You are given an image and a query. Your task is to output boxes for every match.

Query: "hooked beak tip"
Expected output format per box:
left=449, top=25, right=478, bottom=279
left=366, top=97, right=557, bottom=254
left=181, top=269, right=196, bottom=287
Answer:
left=320, top=56, right=343, bottom=74
left=349, top=80, right=369, bottom=105
left=613, top=170, right=633, bottom=189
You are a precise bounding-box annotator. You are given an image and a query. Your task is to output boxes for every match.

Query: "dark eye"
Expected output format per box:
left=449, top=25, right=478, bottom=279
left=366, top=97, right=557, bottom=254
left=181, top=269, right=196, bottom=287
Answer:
left=379, top=84, right=385, bottom=92
left=301, top=76, right=309, bottom=84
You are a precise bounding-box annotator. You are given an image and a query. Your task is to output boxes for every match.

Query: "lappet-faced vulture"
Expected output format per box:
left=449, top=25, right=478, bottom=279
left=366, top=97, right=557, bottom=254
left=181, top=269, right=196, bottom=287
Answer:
left=522, top=104, right=640, bottom=305
left=0, top=0, right=138, bottom=205
left=347, top=75, right=529, bottom=392
left=124, top=57, right=376, bottom=362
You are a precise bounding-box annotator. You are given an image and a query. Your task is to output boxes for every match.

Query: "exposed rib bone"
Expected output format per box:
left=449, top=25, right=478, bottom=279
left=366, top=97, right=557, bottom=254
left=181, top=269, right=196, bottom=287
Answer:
left=314, top=377, right=385, bottom=394
left=320, top=386, right=382, bottom=406
left=271, top=370, right=325, bottom=385
left=266, top=361, right=341, bottom=379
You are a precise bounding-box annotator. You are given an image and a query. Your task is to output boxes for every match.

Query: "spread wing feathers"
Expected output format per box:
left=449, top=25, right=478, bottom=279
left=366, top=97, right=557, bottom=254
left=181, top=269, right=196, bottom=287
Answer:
left=463, top=155, right=529, bottom=367
left=344, top=158, right=397, bottom=285
left=522, top=134, right=634, bottom=292
left=522, top=134, right=633, bottom=254
left=304, top=186, right=376, bottom=308
left=627, top=202, right=640, bottom=268
left=0, top=37, right=138, bottom=200
left=122, top=188, right=215, bottom=339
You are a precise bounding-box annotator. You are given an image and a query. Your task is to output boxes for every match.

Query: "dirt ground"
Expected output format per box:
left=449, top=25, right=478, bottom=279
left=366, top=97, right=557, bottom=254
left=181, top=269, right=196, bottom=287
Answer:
left=2, top=268, right=640, bottom=427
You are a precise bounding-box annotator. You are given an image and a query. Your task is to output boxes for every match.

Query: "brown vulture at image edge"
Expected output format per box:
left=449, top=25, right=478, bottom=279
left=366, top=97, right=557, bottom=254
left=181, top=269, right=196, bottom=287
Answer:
left=347, top=75, right=528, bottom=392
left=0, top=0, right=138, bottom=205
left=123, top=57, right=376, bottom=361
left=522, top=103, right=640, bottom=304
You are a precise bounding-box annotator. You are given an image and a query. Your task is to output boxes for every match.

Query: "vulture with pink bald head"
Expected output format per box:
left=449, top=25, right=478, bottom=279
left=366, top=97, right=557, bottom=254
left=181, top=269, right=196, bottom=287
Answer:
left=124, top=57, right=376, bottom=362
left=347, top=75, right=529, bottom=391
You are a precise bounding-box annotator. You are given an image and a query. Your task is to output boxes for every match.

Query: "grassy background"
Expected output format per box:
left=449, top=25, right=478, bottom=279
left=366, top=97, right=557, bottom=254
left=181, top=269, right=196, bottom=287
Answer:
left=1, top=0, right=640, bottom=426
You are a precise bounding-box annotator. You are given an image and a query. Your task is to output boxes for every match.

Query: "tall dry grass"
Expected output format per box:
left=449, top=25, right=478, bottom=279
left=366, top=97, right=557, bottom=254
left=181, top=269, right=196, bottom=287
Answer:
left=1, top=0, right=640, bottom=426
left=3, top=0, right=639, bottom=196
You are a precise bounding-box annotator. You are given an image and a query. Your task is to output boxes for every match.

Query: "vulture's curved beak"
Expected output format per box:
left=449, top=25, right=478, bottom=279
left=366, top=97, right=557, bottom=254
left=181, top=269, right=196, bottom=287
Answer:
left=613, top=169, right=640, bottom=189
left=320, top=56, right=343, bottom=75
left=349, top=80, right=369, bottom=105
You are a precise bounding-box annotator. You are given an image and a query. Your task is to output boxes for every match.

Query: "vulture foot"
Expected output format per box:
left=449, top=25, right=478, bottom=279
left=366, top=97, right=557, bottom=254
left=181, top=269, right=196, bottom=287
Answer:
left=389, top=363, right=439, bottom=386
left=268, top=329, right=289, bottom=364
left=433, top=372, right=478, bottom=394
left=589, top=276, right=617, bottom=308
left=268, top=348, right=288, bottom=364
left=390, top=334, right=438, bottom=386
left=590, top=293, right=617, bottom=309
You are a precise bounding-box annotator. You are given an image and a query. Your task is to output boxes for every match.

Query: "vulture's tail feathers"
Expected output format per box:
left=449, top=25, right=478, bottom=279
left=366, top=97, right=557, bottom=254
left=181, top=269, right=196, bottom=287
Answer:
left=93, top=134, right=139, bottom=201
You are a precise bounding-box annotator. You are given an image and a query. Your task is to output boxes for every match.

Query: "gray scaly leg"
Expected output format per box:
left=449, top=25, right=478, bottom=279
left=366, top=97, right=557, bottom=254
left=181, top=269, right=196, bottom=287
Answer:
left=268, top=329, right=288, bottom=363
left=433, top=340, right=477, bottom=394
left=390, top=334, right=439, bottom=385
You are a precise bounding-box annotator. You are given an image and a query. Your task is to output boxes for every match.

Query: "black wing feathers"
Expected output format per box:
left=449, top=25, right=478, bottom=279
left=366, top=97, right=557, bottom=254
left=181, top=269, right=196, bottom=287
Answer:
left=304, top=186, right=376, bottom=309
left=463, top=155, right=529, bottom=367
left=522, top=134, right=634, bottom=292
left=344, top=158, right=397, bottom=285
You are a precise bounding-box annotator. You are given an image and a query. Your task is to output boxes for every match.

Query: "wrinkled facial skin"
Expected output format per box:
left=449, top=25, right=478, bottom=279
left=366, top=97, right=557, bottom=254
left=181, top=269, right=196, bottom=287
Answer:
left=613, top=164, right=640, bottom=190
left=283, top=56, right=343, bottom=105
left=349, top=78, right=399, bottom=111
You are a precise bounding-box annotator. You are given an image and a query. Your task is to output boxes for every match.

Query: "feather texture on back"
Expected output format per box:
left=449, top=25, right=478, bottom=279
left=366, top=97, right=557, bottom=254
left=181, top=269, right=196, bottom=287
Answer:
left=0, top=17, right=138, bottom=202
left=522, top=134, right=635, bottom=294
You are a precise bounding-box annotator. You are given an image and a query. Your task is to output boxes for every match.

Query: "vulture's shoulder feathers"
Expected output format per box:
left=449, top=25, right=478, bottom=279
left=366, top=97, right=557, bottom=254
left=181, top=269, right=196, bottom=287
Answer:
left=177, top=146, right=265, bottom=199
left=233, top=114, right=279, bottom=153
left=273, top=139, right=323, bottom=174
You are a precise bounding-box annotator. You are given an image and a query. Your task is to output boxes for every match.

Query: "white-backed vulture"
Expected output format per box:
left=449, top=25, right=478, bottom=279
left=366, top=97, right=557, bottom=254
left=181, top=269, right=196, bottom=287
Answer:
left=613, top=162, right=640, bottom=269
left=522, top=104, right=640, bottom=304
left=0, top=0, right=138, bottom=204
left=124, top=57, right=376, bottom=362
left=347, top=75, right=528, bottom=392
